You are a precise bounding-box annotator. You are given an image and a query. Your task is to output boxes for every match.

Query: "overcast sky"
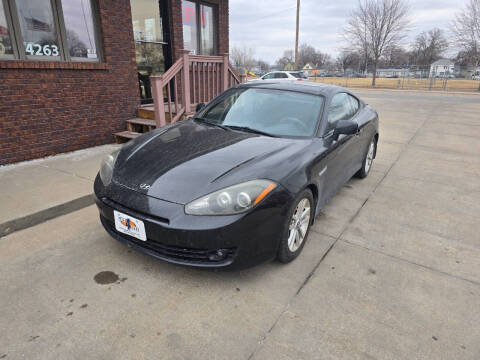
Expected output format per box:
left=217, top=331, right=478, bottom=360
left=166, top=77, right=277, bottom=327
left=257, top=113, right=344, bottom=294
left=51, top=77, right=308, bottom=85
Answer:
left=230, top=0, right=461, bottom=64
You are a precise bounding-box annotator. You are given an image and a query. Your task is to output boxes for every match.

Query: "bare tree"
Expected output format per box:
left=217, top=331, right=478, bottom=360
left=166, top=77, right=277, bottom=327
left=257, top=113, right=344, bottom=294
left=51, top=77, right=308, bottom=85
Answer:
left=410, top=28, right=448, bottom=65
left=380, top=44, right=409, bottom=67
left=297, top=43, right=332, bottom=69
left=230, top=46, right=256, bottom=74
left=451, top=0, right=480, bottom=68
left=276, top=49, right=295, bottom=70
left=336, top=50, right=362, bottom=74
left=256, top=60, right=270, bottom=73
left=343, top=0, right=410, bottom=85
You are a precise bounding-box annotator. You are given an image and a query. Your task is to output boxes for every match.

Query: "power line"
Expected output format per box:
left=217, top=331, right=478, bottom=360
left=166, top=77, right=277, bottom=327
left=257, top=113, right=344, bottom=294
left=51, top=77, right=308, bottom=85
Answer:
left=238, top=5, right=297, bottom=22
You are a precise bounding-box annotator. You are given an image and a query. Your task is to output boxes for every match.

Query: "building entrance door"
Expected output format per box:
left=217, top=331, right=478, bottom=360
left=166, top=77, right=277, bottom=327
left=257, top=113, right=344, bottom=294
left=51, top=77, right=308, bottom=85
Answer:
left=130, top=0, right=170, bottom=104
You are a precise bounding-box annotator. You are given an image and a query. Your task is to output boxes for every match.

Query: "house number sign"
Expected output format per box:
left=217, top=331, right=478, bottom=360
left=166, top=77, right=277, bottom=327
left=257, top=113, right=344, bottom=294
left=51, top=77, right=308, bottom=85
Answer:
left=25, top=43, right=60, bottom=56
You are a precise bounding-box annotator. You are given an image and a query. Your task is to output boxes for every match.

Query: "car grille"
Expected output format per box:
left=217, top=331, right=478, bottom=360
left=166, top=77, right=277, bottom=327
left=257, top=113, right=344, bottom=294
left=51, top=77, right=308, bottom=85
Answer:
left=102, top=217, right=237, bottom=265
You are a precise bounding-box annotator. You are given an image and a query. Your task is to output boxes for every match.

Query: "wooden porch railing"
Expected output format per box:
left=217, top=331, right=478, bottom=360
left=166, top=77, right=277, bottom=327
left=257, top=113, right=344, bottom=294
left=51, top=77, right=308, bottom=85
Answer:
left=150, top=50, right=245, bottom=128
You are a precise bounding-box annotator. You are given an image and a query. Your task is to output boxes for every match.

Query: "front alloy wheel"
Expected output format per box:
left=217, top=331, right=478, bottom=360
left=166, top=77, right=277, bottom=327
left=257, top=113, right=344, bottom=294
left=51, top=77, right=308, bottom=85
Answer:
left=278, top=189, right=313, bottom=263
left=356, top=137, right=376, bottom=178
left=288, top=198, right=311, bottom=252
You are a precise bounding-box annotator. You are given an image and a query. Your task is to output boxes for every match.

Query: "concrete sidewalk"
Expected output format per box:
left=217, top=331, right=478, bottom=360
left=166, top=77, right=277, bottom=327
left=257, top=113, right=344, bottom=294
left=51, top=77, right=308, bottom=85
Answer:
left=0, top=144, right=120, bottom=237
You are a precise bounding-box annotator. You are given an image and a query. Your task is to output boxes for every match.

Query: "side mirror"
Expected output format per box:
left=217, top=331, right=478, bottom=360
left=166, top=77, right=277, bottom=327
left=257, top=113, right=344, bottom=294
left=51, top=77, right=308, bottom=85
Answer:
left=195, top=103, right=205, bottom=112
left=333, top=120, right=358, bottom=136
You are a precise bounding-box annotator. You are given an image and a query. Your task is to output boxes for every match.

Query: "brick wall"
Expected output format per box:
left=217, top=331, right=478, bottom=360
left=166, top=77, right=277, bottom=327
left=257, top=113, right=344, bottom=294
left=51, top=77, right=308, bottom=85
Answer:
left=0, top=0, right=140, bottom=165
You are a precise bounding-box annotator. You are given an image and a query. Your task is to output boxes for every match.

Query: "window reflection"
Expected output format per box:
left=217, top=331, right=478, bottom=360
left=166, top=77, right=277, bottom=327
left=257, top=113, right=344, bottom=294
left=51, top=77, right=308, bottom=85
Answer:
left=135, top=42, right=165, bottom=75
left=200, top=4, right=213, bottom=55
left=182, top=0, right=197, bottom=54
left=15, top=0, right=60, bottom=57
left=0, top=1, right=14, bottom=56
left=61, top=0, right=98, bottom=60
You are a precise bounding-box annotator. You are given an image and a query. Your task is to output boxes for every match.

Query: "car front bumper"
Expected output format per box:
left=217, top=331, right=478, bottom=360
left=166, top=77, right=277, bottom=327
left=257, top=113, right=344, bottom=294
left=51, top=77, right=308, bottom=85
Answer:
left=94, top=175, right=293, bottom=269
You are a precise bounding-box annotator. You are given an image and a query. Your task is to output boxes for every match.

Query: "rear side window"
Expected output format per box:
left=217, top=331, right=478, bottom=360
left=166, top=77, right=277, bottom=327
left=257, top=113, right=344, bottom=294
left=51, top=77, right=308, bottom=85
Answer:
left=290, top=72, right=307, bottom=79
left=348, top=95, right=360, bottom=115
left=275, top=72, right=288, bottom=78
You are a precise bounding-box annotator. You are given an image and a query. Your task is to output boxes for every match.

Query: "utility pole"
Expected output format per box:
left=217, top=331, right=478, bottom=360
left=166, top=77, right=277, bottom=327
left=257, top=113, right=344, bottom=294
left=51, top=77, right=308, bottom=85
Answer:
left=294, top=0, right=300, bottom=71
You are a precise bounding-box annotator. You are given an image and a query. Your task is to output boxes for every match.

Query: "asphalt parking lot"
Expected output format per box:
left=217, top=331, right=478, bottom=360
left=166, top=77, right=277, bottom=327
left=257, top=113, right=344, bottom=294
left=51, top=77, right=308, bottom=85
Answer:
left=1, top=90, right=479, bottom=359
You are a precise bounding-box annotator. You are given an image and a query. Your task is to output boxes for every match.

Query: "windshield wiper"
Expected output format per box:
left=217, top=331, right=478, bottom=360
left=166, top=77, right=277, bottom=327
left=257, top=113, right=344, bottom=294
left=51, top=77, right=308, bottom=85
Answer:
left=193, top=117, right=231, bottom=131
left=226, top=125, right=277, bottom=137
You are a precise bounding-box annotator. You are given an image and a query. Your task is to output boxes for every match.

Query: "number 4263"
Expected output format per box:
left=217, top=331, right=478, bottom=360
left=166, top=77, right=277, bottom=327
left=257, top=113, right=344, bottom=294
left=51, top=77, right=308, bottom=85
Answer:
left=25, top=43, right=59, bottom=56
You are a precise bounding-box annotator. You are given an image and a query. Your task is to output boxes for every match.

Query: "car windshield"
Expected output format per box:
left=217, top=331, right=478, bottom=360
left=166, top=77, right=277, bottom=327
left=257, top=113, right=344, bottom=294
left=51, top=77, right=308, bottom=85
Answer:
left=197, top=88, right=323, bottom=137
left=290, top=72, right=308, bottom=79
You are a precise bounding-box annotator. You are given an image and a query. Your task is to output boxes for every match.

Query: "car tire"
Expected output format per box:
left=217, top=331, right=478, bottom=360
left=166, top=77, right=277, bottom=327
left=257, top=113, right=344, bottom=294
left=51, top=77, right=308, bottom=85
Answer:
left=277, top=189, right=314, bottom=263
left=356, top=137, right=377, bottom=179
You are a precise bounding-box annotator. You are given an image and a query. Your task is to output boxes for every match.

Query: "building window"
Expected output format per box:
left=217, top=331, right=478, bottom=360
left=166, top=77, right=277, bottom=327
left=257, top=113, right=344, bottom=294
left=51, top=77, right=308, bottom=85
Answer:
left=15, top=0, right=61, bottom=59
left=0, top=0, right=102, bottom=62
left=131, top=0, right=167, bottom=75
left=60, top=0, right=99, bottom=60
left=181, top=0, right=216, bottom=55
left=0, top=1, right=14, bottom=58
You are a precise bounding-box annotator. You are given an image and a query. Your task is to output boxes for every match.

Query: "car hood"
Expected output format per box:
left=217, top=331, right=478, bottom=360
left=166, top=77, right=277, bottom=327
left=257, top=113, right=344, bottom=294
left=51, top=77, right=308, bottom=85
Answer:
left=113, top=120, right=312, bottom=204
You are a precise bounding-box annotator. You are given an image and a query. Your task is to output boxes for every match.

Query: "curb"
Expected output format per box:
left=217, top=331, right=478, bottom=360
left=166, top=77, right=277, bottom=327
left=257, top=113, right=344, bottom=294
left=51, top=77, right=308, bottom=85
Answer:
left=0, top=194, right=94, bottom=238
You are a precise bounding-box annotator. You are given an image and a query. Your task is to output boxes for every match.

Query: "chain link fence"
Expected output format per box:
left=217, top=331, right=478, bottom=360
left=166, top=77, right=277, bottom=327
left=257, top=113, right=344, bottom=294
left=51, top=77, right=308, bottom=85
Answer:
left=308, top=65, right=480, bottom=92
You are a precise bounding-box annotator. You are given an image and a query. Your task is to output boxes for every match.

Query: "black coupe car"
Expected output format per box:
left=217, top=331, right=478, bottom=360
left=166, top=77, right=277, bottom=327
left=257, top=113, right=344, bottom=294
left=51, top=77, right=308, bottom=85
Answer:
left=94, top=81, right=379, bottom=269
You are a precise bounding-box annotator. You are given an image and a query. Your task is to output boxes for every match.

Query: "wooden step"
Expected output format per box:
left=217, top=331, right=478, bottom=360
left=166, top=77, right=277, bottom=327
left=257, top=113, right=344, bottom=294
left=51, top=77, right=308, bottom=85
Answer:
left=127, top=117, right=156, bottom=127
left=126, top=117, right=156, bottom=134
left=137, top=106, right=155, bottom=120
left=137, top=104, right=181, bottom=121
left=114, top=130, right=142, bottom=143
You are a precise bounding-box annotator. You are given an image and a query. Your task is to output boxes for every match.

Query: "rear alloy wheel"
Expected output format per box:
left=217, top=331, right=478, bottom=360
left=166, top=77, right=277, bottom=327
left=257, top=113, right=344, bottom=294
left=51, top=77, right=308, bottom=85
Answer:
left=277, top=189, right=313, bottom=263
left=356, top=137, right=376, bottom=178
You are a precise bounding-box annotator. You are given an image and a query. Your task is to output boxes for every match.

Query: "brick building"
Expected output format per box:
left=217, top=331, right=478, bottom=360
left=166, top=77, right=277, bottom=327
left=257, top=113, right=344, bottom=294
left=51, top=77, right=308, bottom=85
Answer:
left=0, top=0, right=229, bottom=165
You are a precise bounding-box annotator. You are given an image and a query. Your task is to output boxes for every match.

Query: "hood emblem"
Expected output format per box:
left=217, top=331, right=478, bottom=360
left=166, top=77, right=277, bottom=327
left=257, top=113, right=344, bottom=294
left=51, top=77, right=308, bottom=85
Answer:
left=139, top=183, right=151, bottom=190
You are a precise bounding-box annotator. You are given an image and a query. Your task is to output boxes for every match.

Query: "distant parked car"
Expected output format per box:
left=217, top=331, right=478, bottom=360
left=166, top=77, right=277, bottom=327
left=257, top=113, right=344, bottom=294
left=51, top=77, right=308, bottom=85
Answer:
left=252, top=71, right=308, bottom=82
left=472, top=73, right=480, bottom=80
left=435, top=74, right=455, bottom=78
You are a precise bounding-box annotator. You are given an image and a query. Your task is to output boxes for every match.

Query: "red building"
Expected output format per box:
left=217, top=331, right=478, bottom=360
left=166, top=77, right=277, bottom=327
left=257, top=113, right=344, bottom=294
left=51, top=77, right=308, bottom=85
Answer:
left=0, top=0, right=233, bottom=165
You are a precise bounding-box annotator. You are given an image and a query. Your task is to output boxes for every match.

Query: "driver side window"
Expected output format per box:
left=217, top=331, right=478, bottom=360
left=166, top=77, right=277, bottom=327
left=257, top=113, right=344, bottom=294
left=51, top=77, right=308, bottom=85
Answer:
left=262, top=73, right=275, bottom=80
left=327, top=93, right=357, bottom=131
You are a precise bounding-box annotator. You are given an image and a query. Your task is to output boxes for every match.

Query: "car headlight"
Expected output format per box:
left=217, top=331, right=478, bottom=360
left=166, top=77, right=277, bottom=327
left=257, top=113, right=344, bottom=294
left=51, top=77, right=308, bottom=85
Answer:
left=185, top=180, right=277, bottom=215
left=99, top=149, right=120, bottom=186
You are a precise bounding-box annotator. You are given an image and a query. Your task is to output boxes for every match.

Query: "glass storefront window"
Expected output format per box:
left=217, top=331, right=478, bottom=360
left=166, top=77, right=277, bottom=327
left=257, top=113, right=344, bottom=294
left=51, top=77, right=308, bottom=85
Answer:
left=1, top=0, right=102, bottom=61
left=0, top=1, right=14, bottom=57
left=15, top=0, right=61, bottom=59
left=182, top=1, right=216, bottom=56
left=182, top=0, right=197, bottom=55
left=60, top=0, right=99, bottom=60
left=200, top=4, right=214, bottom=55
left=130, top=0, right=168, bottom=102
left=131, top=0, right=163, bottom=43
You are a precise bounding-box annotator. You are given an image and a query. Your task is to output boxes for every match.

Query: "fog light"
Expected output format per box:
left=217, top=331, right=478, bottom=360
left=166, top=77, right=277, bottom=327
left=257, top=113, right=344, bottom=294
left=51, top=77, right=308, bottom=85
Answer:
left=208, top=249, right=228, bottom=261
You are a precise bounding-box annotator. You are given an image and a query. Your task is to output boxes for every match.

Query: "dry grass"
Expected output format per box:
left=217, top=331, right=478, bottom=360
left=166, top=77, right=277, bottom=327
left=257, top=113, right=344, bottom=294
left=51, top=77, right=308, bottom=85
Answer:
left=308, top=76, right=480, bottom=92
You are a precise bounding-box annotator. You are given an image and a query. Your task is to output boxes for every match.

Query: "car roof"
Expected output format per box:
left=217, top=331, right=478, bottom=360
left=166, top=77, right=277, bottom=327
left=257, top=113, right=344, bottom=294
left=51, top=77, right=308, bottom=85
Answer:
left=237, top=80, right=347, bottom=97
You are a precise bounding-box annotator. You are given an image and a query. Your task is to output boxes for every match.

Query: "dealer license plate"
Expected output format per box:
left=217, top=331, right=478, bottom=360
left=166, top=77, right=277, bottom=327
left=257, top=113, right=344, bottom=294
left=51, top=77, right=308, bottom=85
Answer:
left=114, top=210, right=147, bottom=241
